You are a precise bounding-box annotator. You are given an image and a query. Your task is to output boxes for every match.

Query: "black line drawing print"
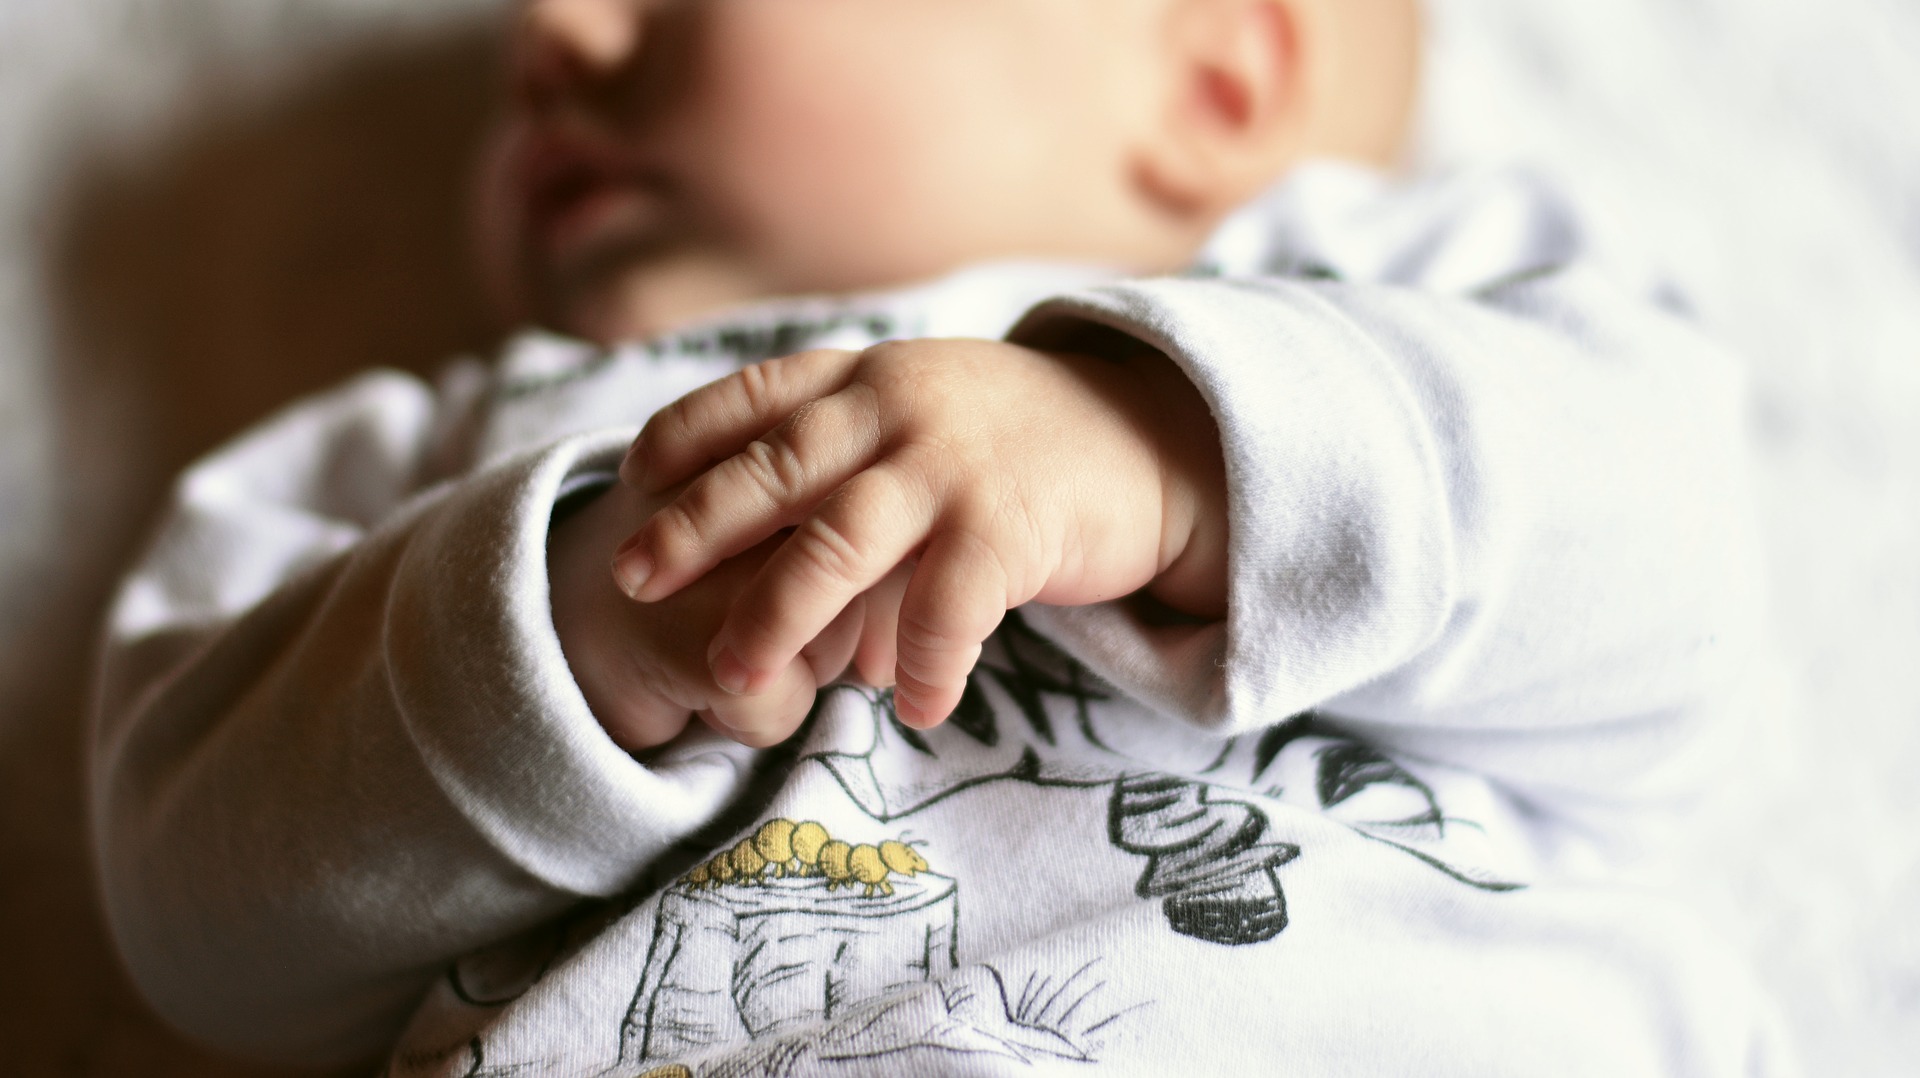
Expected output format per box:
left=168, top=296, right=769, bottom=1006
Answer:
left=439, top=613, right=1522, bottom=1077
left=794, top=614, right=1519, bottom=925
left=1321, top=740, right=1431, bottom=813
left=614, top=826, right=960, bottom=1069
left=1108, top=774, right=1301, bottom=946
left=1237, top=714, right=1524, bottom=893
left=495, top=309, right=906, bottom=403
left=637, top=310, right=900, bottom=365
left=634, top=959, right=1139, bottom=1078
left=798, top=615, right=1117, bottom=828
left=1260, top=718, right=1445, bottom=834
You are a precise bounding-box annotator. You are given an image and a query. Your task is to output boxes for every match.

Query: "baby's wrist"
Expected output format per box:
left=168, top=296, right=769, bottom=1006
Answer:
left=1100, top=343, right=1231, bottom=620
left=1136, top=411, right=1228, bottom=618
left=1015, top=321, right=1230, bottom=618
left=548, top=482, right=695, bottom=751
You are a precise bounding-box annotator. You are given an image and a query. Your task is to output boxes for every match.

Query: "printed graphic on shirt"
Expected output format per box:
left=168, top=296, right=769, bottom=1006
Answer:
left=493, top=309, right=907, bottom=403
left=679, top=819, right=930, bottom=896
left=799, top=613, right=1524, bottom=910
left=400, top=613, right=1522, bottom=1078
left=593, top=617, right=1525, bottom=1074
left=614, top=823, right=953, bottom=1065
left=620, top=900, right=1135, bottom=1075
left=611, top=805, right=1139, bottom=1072
left=1107, top=773, right=1298, bottom=945
left=629, top=958, right=1139, bottom=1078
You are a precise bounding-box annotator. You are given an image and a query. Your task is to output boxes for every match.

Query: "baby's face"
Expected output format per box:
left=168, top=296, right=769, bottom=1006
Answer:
left=479, top=0, right=1164, bottom=342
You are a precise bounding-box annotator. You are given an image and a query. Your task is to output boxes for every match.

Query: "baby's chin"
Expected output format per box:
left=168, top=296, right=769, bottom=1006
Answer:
left=529, top=243, right=957, bottom=345
left=519, top=250, right=778, bottom=345
left=470, top=137, right=769, bottom=344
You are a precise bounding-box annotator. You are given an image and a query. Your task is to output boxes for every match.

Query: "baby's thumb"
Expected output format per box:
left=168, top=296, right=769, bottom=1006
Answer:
left=702, top=660, right=817, bottom=748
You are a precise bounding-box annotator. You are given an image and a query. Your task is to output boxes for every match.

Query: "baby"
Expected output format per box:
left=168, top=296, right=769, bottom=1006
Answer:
left=516, top=0, right=1415, bottom=750
left=92, top=0, right=1794, bottom=1074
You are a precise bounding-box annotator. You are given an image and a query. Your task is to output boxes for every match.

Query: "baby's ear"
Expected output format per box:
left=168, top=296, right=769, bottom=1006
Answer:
left=1134, top=0, right=1307, bottom=219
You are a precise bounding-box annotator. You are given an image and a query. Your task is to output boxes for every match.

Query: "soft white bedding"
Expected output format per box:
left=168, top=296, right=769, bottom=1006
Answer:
left=1, top=0, right=1914, bottom=1073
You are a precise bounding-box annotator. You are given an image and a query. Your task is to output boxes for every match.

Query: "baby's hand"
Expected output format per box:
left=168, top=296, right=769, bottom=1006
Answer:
left=549, top=479, right=906, bottom=750
left=610, top=338, right=1227, bottom=729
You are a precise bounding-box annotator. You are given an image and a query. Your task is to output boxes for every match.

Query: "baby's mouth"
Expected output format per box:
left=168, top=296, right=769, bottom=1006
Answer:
left=518, top=130, right=677, bottom=265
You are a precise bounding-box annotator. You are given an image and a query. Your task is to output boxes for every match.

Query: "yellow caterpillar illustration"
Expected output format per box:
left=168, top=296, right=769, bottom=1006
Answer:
left=836, top=840, right=929, bottom=898
left=683, top=819, right=929, bottom=898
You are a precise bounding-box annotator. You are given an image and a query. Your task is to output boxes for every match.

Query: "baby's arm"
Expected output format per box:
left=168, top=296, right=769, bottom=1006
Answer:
left=90, top=367, right=755, bottom=1066
left=619, top=166, right=1764, bottom=849
left=610, top=336, right=1228, bottom=735
left=1003, top=169, right=1765, bottom=844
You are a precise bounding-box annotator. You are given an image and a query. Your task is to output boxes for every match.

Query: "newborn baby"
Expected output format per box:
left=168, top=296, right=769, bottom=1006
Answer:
left=514, top=0, right=1415, bottom=748
left=91, top=0, right=1794, bottom=1074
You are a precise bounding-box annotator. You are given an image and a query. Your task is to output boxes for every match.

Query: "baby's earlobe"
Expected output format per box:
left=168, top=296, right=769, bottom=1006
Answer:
left=1136, top=0, right=1305, bottom=219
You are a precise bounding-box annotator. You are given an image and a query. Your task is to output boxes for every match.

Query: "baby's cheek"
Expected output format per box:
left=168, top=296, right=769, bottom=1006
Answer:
left=672, top=10, right=1015, bottom=293
left=469, top=123, right=534, bottom=321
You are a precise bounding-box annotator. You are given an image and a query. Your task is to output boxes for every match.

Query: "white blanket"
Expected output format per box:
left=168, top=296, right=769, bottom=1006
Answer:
left=1420, top=4, right=1920, bottom=1074
left=1, top=0, right=1915, bottom=1072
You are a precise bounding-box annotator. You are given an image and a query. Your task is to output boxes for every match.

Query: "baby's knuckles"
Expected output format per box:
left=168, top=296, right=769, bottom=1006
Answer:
left=883, top=339, right=1156, bottom=505
left=876, top=339, right=1174, bottom=608
left=859, top=339, right=1062, bottom=458
left=850, top=340, right=956, bottom=430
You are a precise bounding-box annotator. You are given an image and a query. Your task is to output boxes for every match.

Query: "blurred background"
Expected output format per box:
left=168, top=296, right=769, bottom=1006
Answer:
left=0, top=0, right=1915, bottom=1074
left=1, top=1, right=508, bottom=1072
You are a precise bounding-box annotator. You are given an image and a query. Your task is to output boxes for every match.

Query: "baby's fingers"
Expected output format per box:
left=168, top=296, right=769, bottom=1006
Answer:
left=702, top=657, right=819, bottom=749
left=891, top=533, right=1011, bottom=728
left=624, top=348, right=861, bottom=493
left=707, top=463, right=935, bottom=694
left=615, top=385, right=886, bottom=601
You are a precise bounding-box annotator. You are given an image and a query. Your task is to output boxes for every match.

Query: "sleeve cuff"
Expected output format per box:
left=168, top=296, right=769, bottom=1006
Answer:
left=386, top=429, right=759, bottom=896
left=1011, top=277, right=1456, bottom=733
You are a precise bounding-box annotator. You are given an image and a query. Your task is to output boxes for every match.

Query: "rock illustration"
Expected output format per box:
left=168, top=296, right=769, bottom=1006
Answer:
left=1108, top=773, right=1300, bottom=946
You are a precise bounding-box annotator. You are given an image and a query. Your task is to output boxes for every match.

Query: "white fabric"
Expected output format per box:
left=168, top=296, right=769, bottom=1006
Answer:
left=92, top=165, right=1792, bottom=1074
left=1019, top=167, right=1763, bottom=848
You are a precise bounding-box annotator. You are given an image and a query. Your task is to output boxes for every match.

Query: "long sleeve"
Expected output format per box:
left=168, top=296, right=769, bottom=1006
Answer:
left=1012, top=165, right=1764, bottom=843
left=90, top=368, right=759, bottom=1065
left=86, top=272, right=1113, bottom=1067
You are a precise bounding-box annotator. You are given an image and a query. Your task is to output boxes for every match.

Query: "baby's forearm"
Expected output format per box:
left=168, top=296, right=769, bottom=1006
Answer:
left=93, top=405, right=687, bottom=1064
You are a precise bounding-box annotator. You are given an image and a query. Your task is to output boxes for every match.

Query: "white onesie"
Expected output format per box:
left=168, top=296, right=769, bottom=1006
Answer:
left=91, top=163, right=1793, bottom=1076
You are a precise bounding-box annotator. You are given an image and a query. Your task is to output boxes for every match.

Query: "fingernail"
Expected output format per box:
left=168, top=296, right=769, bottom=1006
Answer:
left=611, top=552, right=652, bottom=599
left=893, top=688, right=924, bottom=727
left=711, top=647, right=752, bottom=695
left=618, top=446, right=646, bottom=487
